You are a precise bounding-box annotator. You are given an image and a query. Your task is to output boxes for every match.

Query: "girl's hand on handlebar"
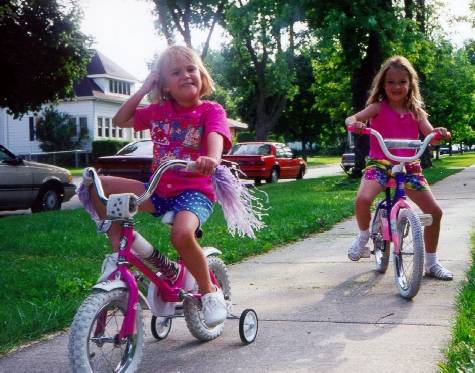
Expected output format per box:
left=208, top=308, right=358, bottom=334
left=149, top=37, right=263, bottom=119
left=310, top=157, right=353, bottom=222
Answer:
left=431, top=127, right=451, bottom=144
left=346, top=121, right=367, bottom=134
left=195, top=156, right=218, bottom=176
left=434, top=127, right=451, bottom=140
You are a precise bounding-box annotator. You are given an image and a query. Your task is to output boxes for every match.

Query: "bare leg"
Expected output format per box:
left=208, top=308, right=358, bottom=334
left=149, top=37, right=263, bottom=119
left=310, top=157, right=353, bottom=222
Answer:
left=406, top=189, right=443, bottom=254
left=354, top=179, right=384, bottom=230
left=89, top=176, right=155, bottom=251
left=170, top=210, right=214, bottom=294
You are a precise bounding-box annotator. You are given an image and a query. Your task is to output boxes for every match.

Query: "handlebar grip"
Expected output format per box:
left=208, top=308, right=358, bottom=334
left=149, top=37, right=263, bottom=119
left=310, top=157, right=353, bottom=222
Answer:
left=432, top=131, right=451, bottom=141
left=185, top=160, right=198, bottom=172
left=347, top=124, right=371, bottom=135
left=82, top=167, right=94, bottom=186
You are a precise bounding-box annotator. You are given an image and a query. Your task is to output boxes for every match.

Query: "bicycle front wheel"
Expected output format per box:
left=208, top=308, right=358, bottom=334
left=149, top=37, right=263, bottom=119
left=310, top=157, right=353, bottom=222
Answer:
left=68, top=289, right=144, bottom=373
left=371, top=208, right=390, bottom=274
left=393, top=209, right=424, bottom=299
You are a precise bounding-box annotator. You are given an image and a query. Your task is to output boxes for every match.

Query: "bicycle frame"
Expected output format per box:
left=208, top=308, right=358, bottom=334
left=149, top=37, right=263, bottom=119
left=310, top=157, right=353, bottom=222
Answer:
left=85, top=159, right=220, bottom=340
left=348, top=125, right=447, bottom=257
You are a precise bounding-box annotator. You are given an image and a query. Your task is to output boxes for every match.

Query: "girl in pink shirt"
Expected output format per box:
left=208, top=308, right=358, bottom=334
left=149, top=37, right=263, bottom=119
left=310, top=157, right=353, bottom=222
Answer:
left=344, top=55, right=452, bottom=280
left=91, top=45, right=232, bottom=326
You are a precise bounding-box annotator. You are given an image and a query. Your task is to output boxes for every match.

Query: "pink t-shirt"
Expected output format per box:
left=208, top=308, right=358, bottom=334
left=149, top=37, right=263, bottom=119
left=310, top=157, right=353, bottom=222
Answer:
left=134, top=100, right=232, bottom=201
left=369, top=100, right=420, bottom=161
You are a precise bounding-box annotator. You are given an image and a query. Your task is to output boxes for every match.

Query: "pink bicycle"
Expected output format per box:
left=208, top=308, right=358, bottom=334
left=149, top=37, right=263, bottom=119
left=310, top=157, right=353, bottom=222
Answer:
left=68, top=160, right=258, bottom=372
left=348, top=126, right=448, bottom=299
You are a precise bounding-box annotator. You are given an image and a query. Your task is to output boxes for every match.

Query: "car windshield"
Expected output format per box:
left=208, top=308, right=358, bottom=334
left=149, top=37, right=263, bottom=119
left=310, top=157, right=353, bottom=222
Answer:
left=117, top=141, right=153, bottom=156
left=229, top=144, right=271, bottom=156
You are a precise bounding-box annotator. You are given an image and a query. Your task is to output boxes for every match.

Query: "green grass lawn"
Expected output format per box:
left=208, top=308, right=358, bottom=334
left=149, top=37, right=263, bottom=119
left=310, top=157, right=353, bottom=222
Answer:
left=305, top=155, right=341, bottom=167
left=439, top=233, right=475, bottom=372
left=1, top=153, right=474, bottom=355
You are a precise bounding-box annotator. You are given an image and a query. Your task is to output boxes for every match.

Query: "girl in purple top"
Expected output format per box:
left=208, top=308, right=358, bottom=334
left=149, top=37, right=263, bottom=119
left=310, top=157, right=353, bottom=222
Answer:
left=92, top=45, right=232, bottom=326
left=344, top=56, right=453, bottom=280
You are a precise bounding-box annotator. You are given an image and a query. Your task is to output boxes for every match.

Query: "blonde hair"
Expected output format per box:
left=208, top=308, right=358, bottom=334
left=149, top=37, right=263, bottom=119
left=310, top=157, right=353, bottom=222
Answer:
left=366, top=55, right=425, bottom=120
left=150, top=45, right=215, bottom=104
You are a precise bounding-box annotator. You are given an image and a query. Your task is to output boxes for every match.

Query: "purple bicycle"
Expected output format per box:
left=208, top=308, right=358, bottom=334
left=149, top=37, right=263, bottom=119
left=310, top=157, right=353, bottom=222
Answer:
left=68, top=160, right=258, bottom=372
left=348, top=125, right=448, bottom=299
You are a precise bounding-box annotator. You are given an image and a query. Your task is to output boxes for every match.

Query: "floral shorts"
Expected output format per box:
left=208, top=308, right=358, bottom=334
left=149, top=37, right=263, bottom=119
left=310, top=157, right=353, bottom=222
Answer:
left=363, top=159, right=430, bottom=191
left=144, top=185, right=213, bottom=228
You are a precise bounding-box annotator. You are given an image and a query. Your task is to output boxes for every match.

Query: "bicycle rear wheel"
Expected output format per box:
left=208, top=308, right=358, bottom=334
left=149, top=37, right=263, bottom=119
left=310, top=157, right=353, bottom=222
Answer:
left=371, top=208, right=390, bottom=274
left=183, top=256, right=231, bottom=341
left=68, top=289, right=144, bottom=373
left=393, top=209, right=424, bottom=299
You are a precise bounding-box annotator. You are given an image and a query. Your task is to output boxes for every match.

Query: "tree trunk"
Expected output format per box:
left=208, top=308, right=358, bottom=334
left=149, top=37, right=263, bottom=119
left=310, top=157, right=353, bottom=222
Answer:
left=349, top=30, right=383, bottom=177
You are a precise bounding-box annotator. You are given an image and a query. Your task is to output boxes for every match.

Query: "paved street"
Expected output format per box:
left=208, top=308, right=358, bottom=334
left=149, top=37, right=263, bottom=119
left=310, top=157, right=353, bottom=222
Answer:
left=0, top=166, right=473, bottom=372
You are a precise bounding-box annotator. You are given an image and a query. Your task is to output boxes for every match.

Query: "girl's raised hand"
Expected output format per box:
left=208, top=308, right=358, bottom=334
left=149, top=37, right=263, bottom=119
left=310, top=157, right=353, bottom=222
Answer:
left=195, top=156, right=218, bottom=176
left=139, top=71, right=160, bottom=94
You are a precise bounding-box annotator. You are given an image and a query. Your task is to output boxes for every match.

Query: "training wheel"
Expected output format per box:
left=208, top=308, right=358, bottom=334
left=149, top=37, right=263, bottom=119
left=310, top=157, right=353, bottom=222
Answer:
left=151, top=316, right=172, bottom=340
left=239, top=309, right=258, bottom=344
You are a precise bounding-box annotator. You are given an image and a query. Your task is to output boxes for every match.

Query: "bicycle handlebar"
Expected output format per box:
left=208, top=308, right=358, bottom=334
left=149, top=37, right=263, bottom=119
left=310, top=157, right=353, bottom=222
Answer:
left=347, top=124, right=450, bottom=163
left=83, top=159, right=197, bottom=207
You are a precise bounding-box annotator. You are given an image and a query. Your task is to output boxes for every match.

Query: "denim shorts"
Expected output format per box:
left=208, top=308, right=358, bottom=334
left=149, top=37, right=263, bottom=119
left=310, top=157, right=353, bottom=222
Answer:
left=144, top=185, right=213, bottom=228
left=363, top=159, right=430, bottom=191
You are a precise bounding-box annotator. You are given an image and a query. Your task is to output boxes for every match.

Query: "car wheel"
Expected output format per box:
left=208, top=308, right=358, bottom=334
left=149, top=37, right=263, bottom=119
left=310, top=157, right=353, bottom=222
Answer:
left=32, top=187, right=62, bottom=213
left=296, top=166, right=305, bottom=179
left=266, top=168, right=279, bottom=183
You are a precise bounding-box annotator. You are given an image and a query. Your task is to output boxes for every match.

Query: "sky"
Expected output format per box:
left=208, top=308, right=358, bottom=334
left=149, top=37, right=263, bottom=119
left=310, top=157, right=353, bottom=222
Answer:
left=79, top=0, right=475, bottom=82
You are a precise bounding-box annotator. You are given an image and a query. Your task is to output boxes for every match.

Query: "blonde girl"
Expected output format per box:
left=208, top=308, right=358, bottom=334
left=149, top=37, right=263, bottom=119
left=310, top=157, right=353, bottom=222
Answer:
left=345, top=55, right=452, bottom=280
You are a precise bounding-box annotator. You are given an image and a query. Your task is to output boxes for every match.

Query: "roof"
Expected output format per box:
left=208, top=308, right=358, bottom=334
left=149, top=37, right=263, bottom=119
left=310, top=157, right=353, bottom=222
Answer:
left=87, top=50, right=138, bottom=81
left=73, top=76, right=104, bottom=97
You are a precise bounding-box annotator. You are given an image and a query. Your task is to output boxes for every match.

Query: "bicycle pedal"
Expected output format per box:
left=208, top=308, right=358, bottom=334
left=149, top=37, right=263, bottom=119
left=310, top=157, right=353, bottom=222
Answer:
left=419, top=214, right=433, bottom=226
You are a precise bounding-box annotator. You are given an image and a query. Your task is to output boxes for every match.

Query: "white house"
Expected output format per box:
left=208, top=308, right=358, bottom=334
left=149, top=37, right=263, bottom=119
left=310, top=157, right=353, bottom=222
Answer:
left=0, top=50, right=149, bottom=156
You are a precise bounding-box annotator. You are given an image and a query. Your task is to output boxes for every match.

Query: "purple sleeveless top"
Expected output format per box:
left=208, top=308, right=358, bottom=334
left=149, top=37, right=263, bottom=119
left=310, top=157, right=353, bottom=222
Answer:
left=369, top=100, right=420, bottom=161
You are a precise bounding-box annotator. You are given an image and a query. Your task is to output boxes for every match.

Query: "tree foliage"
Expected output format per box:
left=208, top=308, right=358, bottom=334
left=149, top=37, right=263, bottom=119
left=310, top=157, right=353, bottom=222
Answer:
left=35, top=107, right=86, bottom=152
left=223, top=0, right=304, bottom=140
left=0, top=0, right=92, bottom=117
left=151, top=0, right=225, bottom=59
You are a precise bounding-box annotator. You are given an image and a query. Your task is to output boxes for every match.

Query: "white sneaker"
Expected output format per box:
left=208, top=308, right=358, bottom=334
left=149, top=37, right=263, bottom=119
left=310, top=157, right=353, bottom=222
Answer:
left=426, top=263, right=453, bottom=281
left=201, top=288, right=227, bottom=327
left=97, top=253, right=118, bottom=282
left=348, top=234, right=370, bottom=261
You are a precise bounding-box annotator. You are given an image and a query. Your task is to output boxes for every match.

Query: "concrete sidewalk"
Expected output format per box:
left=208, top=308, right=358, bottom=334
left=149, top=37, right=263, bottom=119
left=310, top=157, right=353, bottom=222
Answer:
left=1, top=166, right=474, bottom=372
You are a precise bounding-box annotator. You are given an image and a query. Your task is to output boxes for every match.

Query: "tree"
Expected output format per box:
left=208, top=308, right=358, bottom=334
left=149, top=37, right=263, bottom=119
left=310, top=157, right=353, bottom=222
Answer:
left=224, top=0, right=303, bottom=140
left=0, top=0, right=92, bottom=117
left=152, top=0, right=225, bottom=59
left=35, top=107, right=86, bottom=151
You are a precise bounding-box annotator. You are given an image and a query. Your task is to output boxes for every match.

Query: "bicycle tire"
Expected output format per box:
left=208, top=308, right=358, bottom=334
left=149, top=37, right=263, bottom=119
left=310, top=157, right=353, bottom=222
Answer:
left=393, top=208, right=424, bottom=299
left=183, top=256, right=231, bottom=341
left=68, top=289, right=144, bottom=373
left=372, top=208, right=390, bottom=274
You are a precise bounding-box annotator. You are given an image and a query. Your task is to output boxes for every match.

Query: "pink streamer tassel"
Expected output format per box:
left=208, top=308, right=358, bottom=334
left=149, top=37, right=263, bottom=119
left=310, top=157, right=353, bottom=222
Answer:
left=212, top=165, right=267, bottom=239
left=76, top=182, right=100, bottom=222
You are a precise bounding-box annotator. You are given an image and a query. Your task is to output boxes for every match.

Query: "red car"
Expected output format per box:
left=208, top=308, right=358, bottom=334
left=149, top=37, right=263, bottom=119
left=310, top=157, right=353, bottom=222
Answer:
left=222, top=142, right=307, bottom=184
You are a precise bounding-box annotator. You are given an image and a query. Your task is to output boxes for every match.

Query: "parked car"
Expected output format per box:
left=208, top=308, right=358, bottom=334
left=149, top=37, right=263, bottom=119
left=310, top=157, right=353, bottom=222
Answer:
left=0, top=144, right=76, bottom=212
left=94, top=140, right=153, bottom=182
left=340, top=152, right=355, bottom=174
left=222, top=142, right=307, bottom=184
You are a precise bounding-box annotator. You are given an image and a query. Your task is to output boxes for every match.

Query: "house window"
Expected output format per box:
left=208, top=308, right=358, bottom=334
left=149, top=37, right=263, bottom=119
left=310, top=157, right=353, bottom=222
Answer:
left=79, top=117, right=88, bottom=137
left=105, top=118, right=110, bottom=137
left=29, top=117, right=35, bottom=141
left=118, top=128, right=123, bottom=138
left=97, top=117, right=103, bottom=137
left=112, top=124, right=117, bottom=138
left=109, top=79, right=131, bottom=95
